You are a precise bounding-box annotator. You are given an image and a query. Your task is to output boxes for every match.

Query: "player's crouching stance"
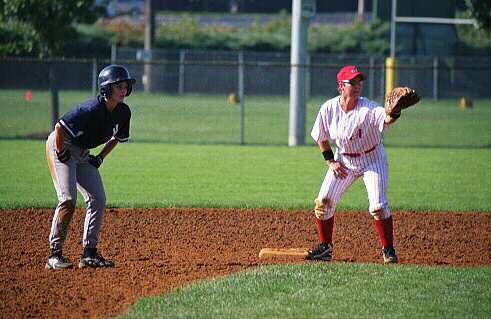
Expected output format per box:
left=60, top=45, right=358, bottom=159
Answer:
left=45, top=65, right=136, bottom=269
left=307, top=65, right=406, bottom=264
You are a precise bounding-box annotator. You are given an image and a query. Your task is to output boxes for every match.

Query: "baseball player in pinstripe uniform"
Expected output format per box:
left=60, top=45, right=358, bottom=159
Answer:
left=307, top=65, right=400, bottom=263
left=45, top=65, right=135, bottom=269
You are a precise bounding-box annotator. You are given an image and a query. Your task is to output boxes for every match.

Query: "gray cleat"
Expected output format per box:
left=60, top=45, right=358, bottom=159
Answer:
left=45, top=254, right=73, bottom=269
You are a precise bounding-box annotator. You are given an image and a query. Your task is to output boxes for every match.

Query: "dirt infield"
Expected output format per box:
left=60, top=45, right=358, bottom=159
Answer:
left=1, top=208, right=490, bottom=318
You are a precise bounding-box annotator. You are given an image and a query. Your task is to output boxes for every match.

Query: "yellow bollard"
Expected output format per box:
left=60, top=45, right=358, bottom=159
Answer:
left=459, top=97, right=473, bottom=109
left=385, top=57, right=397, bottom=98
left=228, top=92, right=239, bottom=105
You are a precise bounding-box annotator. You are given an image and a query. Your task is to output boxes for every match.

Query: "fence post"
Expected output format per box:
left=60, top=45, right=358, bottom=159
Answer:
left=306, top=54, right=311, bottom=99
left=238, top=51, right=245, bottom=145
left=111, top=44, right=117, bottom=63
left=178, top=50, right=186, bottom=95
left=368, top=56, right=375, bottom=99
left=49, top=62, right=59, bottom=129
left=92, top=59, right=98, bottom=97
left=380, top=64, right=386, bottom=103
left=433, top=56, right=438, bottom=100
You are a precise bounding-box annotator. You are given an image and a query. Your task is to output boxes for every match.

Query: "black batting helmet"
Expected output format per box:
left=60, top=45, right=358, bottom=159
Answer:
left=98, top=65, right=136, bottom=97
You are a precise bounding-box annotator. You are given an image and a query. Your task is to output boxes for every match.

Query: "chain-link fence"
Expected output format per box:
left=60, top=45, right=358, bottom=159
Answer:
left=0, top=49, right=490, bottom=145
left=2, top=49, right=490, bottom=99
left=119, top=48, right=491, bottom=100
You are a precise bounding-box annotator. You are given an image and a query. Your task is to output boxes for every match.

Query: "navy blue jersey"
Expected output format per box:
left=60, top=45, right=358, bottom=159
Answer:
left=58, top=96, right=131, bottom=149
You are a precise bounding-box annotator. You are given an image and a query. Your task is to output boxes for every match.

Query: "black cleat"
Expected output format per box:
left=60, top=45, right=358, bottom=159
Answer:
left=382, top=246, right=399, bottom=264
left=306, top=242, right=333, bottom=261
left=79, top=253, right=115, bottom=268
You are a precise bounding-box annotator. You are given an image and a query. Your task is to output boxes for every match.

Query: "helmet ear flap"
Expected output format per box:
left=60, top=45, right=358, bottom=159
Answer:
left=126, top=85, right=133, bottom=96
left=100, top=85, right=112, bottom=98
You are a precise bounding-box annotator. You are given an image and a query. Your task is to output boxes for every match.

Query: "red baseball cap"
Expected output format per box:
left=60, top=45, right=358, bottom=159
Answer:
left=337, top=65, right=367, bottom=81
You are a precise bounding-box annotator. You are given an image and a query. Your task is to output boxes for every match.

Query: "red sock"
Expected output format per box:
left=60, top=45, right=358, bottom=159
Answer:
left=374, top=215, right=394, bottom=247
left=316, top=217, right=334, bottom=245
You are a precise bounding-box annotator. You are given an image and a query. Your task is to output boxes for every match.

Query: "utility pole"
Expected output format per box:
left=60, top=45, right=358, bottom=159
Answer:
left=289, top=0, right=315, bottom=146
left=357, top=0, right=365, bottom=22
left=143, top=0, right=155, bottom=93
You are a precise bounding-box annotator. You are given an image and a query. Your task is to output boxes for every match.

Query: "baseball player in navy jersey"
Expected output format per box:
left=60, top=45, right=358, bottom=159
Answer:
left=307, top=65, right=400, bottom=263
left=45, top=65, right=135, bottom=269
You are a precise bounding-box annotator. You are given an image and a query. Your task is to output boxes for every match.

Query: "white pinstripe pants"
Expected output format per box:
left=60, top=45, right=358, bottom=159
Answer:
left=316, top=145, right=391, bottom=220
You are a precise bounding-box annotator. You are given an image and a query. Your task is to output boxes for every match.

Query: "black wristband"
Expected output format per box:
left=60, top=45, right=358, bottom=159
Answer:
left=88, top=154, right=104, bottom=168
left=389, top=112, right=401, bottom=119
left=322, top=149, right=335, bottom=161
left=56, top=148, right=70, bottom=163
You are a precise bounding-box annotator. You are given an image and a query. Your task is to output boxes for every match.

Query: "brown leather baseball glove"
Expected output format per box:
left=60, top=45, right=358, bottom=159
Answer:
left=385, top=87, right=421, bottom=116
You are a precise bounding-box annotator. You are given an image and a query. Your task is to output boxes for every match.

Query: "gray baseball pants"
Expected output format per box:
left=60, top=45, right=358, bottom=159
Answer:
left=46, top=132, right=106, bottom=251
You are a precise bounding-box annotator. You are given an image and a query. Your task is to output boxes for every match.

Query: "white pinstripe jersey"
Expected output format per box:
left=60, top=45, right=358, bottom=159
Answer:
left=311, top=96, right=389, bottom=155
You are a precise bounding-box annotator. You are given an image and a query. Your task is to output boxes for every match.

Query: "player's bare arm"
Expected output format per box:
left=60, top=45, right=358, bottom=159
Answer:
left=54, top=123, right=67, bottom=153
left=318, top=140, right=348, bottom=179
left=384, top=114, right=398, bottom=124
left=99, top=137, right=119, bottom=159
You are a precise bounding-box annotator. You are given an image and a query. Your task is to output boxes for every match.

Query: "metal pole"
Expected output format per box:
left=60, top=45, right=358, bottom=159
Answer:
left=143, top=0, right=155, bottom=93
left=111, top=44, right=117, bottom=63
left=433, top=56, right=438, bottom=100
left=289, top=0, right=309, bottom=146
left=49, top=63, right=59, bottom=129
left=368, top=56, right=375, bottom=99
left=238, top=51, right=245, bottom=145
left=306, top=54, right=311, bottom=99
left=390, top=0, right=397, bottom=58
left=380, top=65, right=385, bottom=103
left=179, top=50, right=186, bottom=95
left=357, top=0, right=365, bottom=22
left=92, top=59, right=98, bottom=97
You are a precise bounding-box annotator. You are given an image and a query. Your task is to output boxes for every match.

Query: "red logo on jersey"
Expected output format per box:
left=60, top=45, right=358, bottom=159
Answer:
left=349, top=128, right=362, bottom=141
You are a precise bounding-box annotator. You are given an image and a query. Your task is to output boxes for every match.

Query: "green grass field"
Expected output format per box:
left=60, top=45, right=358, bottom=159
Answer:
left=1, top=90, right=490, bottom=318
left=1, top=141, right=490, bottom=212
left=120, top=263, right=491, bottom=319
left=2, top=90, right=490, bottom=147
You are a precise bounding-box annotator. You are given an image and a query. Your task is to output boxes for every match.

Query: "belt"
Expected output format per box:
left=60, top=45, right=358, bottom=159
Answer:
left=342, top=145, right=378, bottom=158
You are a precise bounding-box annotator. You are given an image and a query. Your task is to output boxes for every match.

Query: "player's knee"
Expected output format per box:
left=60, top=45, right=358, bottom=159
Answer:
left=370, top=207, right=391, bottom=220
left=59, top=200, right=75, bottom=215
left=92, top=193, right=106, bottom=207
left=57, top=200, right=76, bottom=230
left=314, top=198, right=334, bottom=220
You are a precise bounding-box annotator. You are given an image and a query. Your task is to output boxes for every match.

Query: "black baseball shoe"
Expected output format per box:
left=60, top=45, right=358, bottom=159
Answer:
left=306, top=242, right=333, bottom=261
left=382, top=246, right=399, bottom=264
left=79, top=253, right=115, bottom=268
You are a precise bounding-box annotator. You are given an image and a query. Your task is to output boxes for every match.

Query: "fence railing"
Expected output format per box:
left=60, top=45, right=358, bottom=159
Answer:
left=2, top=50, right=490, bottom=101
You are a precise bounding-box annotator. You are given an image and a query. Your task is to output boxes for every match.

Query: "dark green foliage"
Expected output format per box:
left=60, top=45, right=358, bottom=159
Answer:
left=0, top=0, right=105, bottom=57
left=465, top=0, right=491, bottom=34
left=1, top=6, right=490, bottom=58
left=0, top=21, right=39, bottom=57
left=309, top=22, right=390, bottom=54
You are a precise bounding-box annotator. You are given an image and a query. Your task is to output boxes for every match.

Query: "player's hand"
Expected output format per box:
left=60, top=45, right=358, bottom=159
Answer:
left=56, top=148, right=71, bottom=163
left=328, top=161, right=348, bottom=179
left=88, top=155, right=103, bottom=168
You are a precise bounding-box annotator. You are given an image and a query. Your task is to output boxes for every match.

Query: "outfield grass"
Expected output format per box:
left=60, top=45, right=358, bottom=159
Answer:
left=0, top=91, right=490, bottom=210
left=1, top=90, right=490, bottom=147
left=0, top=141, right=490, bottom=211
left=119, top=263, right=491, bottom=319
